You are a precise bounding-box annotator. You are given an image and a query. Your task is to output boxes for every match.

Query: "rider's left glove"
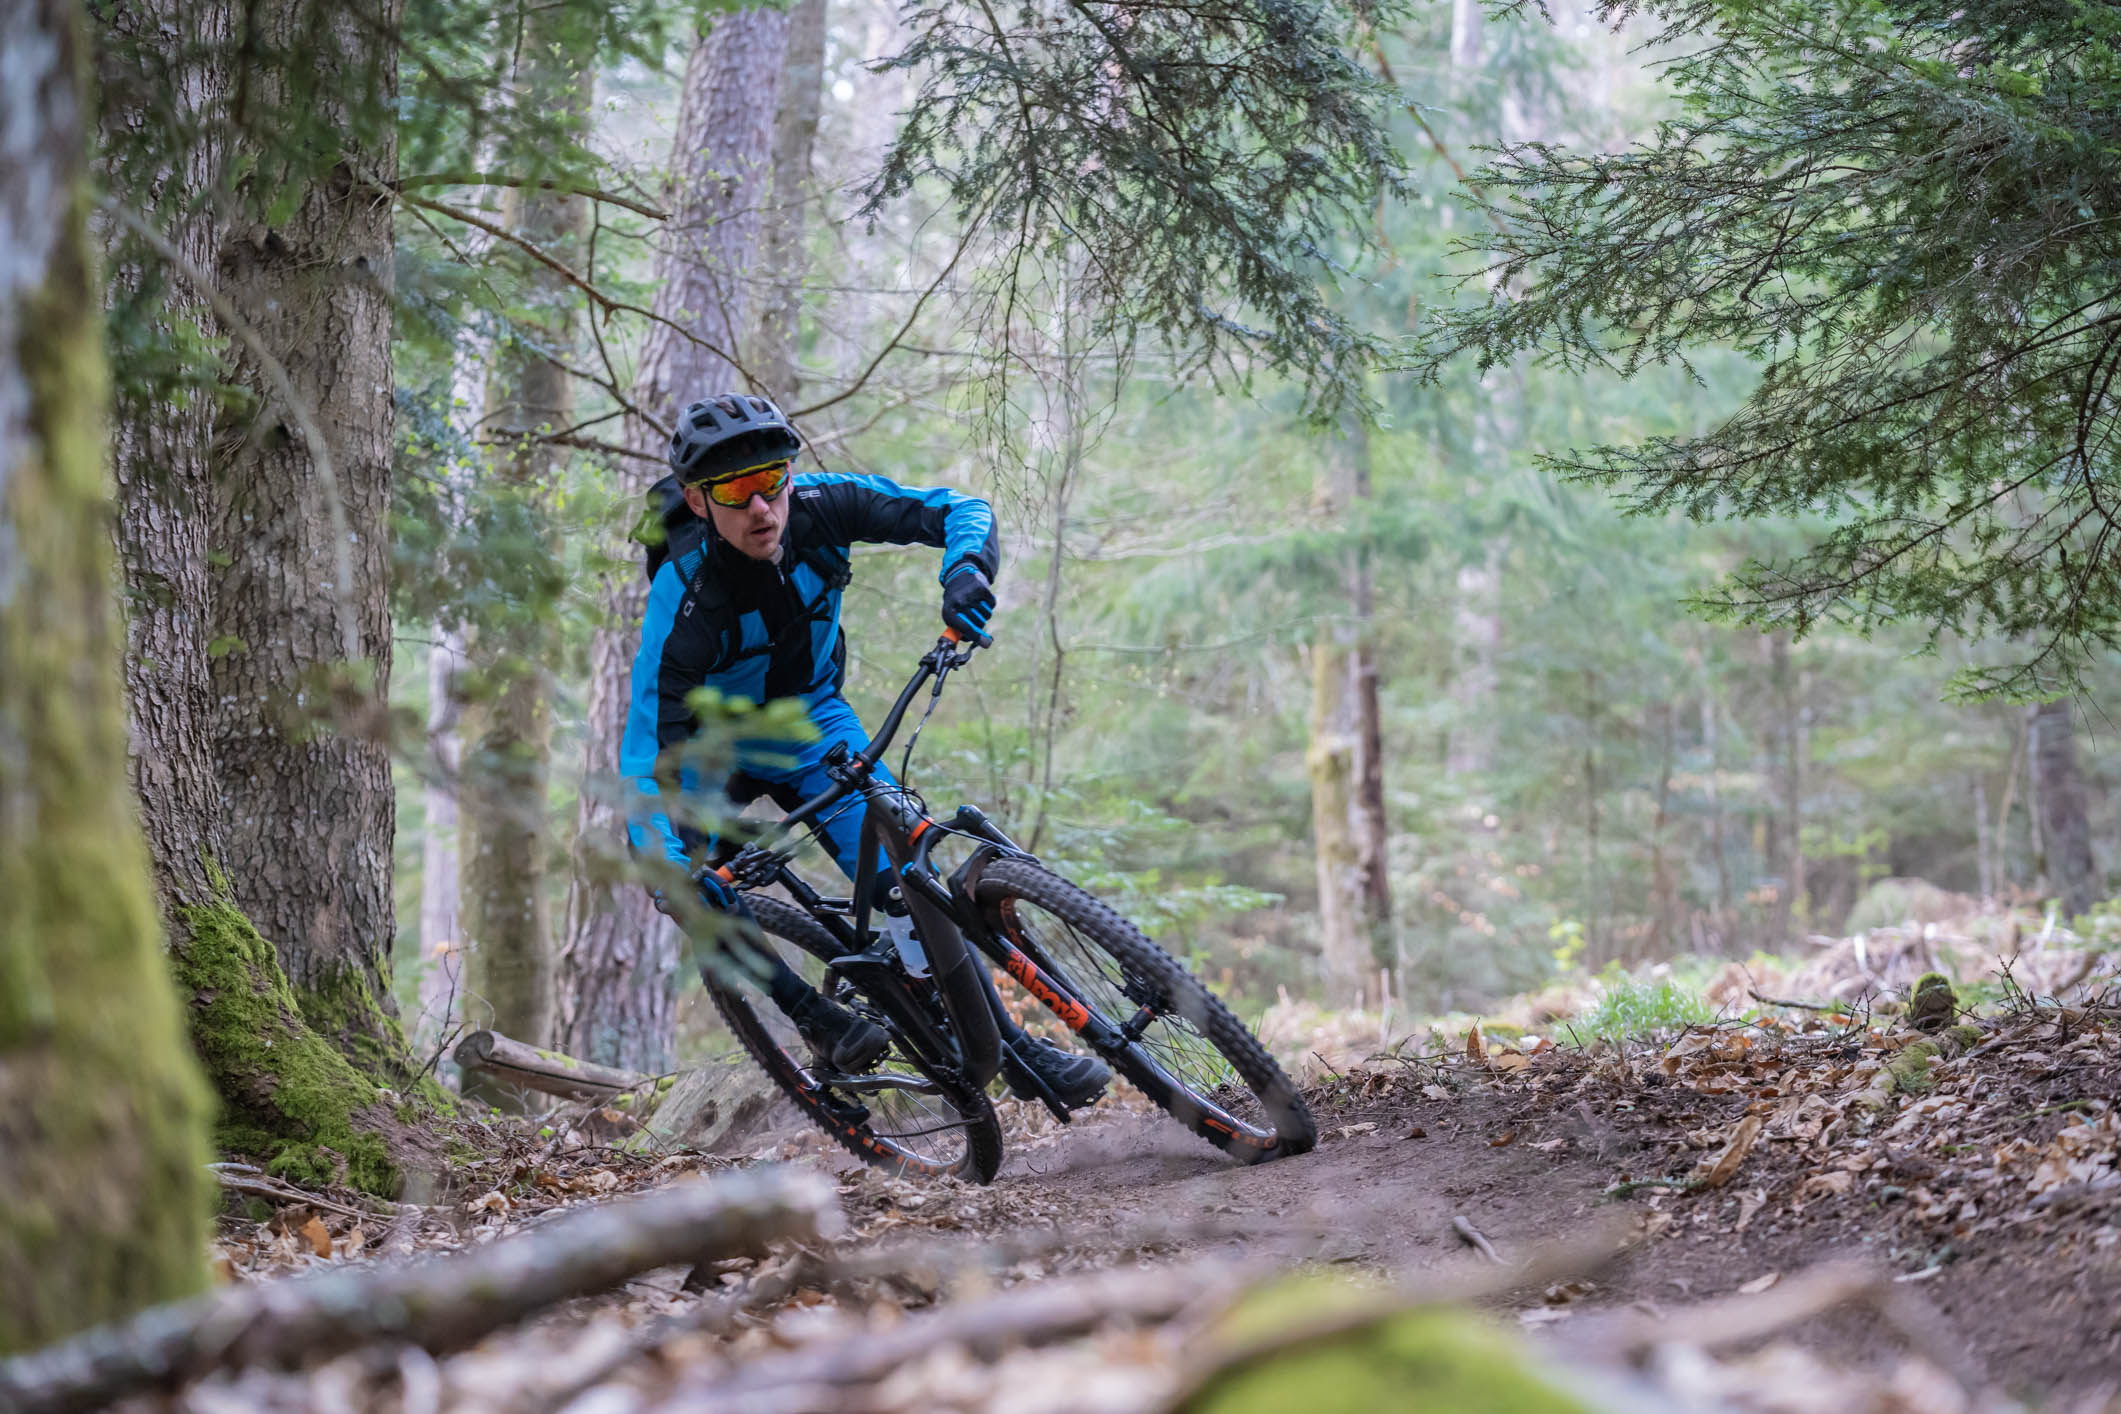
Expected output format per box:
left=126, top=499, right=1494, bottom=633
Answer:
left=941, top=564, right=995, bottom=647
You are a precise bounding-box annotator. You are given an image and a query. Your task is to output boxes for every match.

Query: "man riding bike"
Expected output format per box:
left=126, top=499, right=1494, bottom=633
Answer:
left=621, top=392, right=1111, bottom=1111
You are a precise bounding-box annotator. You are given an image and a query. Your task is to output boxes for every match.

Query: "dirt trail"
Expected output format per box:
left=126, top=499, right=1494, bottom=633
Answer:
left=829, top=1018, right=2121, bottom=1405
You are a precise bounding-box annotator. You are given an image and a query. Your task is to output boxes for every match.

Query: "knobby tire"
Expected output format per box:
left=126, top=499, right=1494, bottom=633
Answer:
left=975, top=858, right=1316, bottom=1163
left=706, top=895, right=1004, bottom=1183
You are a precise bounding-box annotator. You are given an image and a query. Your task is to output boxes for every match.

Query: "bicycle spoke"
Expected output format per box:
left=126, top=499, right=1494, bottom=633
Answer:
left=997, top=891, right=1282, bottom=1143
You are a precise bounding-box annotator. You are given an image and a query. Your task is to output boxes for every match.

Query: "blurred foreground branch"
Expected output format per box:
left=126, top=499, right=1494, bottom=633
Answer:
left=0, top=1168, right=841, bottom=1414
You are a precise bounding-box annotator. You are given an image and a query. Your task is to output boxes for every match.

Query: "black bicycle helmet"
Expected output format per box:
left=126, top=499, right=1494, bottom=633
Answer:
left=668, top=393, right=803, bottom=483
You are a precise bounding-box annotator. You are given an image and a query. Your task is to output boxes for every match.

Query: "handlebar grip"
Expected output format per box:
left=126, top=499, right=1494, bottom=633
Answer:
left=942, top=626, right=962, bottom=645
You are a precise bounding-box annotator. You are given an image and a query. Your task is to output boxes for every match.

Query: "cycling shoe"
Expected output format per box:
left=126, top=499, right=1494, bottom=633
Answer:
left=1004, top=1035, right=1110, bottom=1110
left=790, top=993, right=890, bottom=1072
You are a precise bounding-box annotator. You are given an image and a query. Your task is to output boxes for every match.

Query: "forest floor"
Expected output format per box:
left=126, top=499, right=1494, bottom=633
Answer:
left=162, top=989, right=2121, bottom=1414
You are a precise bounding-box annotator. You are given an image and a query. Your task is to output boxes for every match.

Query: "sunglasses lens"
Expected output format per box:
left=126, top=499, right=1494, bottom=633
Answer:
left=706, top=461, right=791, bottom=506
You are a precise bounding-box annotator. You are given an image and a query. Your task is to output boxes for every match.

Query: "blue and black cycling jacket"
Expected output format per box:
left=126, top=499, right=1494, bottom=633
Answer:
left=621, top=470, right=999, bottom=867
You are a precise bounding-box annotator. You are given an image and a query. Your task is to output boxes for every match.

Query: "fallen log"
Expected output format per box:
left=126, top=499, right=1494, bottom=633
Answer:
left=452, top=1029, right=656, bottom=1101
left=0, top=1167, right=841, bottom=1414
left=664, top=1261, right=1246, bottom=1410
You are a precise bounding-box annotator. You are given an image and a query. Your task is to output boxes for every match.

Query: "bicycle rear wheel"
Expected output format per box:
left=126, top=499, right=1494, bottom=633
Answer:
left=705, top=895, right=1003, bottom=1182
left=975, top=858, right=1315, bottom=1163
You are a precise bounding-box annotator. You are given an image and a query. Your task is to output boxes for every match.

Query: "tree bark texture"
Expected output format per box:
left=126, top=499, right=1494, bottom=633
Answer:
left=754, top=0, right=828, bottom=398
left=1308, top=639, right=1367, bottom=1006
left=559, top=10, right=789, bottom=1070
left=89, top=0, right=424, bottom=1176
left=2032, top=699, right=2100, bottom=916
left=204, top=0, right=406, bottom=1072
left=456, top=24, right=595, bottom=1090
left=94, top=0, right=230, bottom=910
left=0, top=0, right=216, bottom=1348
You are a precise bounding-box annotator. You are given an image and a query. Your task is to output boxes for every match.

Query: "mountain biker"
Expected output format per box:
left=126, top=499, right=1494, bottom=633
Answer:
left=621, top=392, right=1110, bottom=1110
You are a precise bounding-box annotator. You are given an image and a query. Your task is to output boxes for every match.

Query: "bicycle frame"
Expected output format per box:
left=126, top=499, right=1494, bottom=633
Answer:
left=708, top=636, right=1142, bottom=1097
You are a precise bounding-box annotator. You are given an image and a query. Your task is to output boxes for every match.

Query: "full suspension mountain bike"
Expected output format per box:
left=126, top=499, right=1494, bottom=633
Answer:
left=697, top=634, right=1317, bottom=1182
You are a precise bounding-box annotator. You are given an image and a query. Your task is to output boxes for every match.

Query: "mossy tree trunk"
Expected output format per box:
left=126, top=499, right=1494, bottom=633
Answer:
left=0, top=0, right=215, bottom=1348
left=204, top=0, right=411, bottom=1080
left=89, top=0, right=437, bottom=1188
left=558, top=8, right=788, bottom=1071
left=457, top=17, right=595, bottom=1102
left=1306, top=417, right=1391, bottom=1008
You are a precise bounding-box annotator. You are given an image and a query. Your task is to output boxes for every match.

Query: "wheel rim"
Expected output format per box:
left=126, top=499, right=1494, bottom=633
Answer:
left=752, top=935, right=983, bottom=1175
left=995, top=896, right=1281, bottom=1146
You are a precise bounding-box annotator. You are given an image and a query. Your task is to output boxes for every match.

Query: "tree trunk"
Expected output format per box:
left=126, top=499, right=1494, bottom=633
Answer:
left=456, top=22, right=595, bottom=1101
left=1650, top=700, right=1678, bottom=954
left=1768, top=630, right=1804, bottom=941
left=1698, top=640, right=1731, bottom=923
left=0, top=0, right=215, bottom=1345
left=414, top=625, right=464, bottom=1057
left=205, top=0, right=408, bottom=1079
left=1445, top=544, right=1503, bottom=777
left=558, top=9, right=789, bottom=1070
left=1308, top=640, right=1366, bottom=1006
left=91, top=0, right=425, bottom=1184
left=1343, top=420, right=1391, bottom=959
left=95, top=0, right=229, bottom=911
left=1449, top=0, right=1483, bottom=70
left=2032, top=699, right=2100, bottom=917
left=1306, top=417, right=1389, bottom=1006
left=1582, top=669, right=1602, bottom=960
left=754, top=0, right=828, bottom=399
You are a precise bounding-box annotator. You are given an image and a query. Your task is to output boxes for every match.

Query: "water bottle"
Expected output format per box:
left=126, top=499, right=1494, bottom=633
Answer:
left=882, top=913, right=930, bottom=978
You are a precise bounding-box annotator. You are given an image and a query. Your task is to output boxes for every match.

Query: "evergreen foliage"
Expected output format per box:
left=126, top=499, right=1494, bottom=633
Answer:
left=1419, top=0, right=2121, bottom=696
left=871, top=0, right=1412, bottom=409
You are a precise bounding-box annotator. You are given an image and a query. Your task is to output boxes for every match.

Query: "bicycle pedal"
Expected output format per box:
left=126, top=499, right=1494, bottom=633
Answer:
left=817, top=1091, right=870, bottom=1128
left=824, top=946, right=896, bottom=976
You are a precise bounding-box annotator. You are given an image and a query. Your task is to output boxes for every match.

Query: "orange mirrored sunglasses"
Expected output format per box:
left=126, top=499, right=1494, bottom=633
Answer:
left=702, top=459, right=794, bottom=507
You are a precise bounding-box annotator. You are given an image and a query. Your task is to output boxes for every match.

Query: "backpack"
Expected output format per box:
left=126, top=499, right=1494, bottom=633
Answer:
left=634, top=474, right=852, bottom=677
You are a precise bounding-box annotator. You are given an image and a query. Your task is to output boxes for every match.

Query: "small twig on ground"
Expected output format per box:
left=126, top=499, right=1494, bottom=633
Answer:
left=1451, top=1216, right=1501, bottom=1264
left=1747, top=989, right=1843, bottom=1013
left=210, top=1170, right=376, bottom=1222
left=1603, top=1176, right=1702, bottom=1199
left=1312, top=1051, right=1346, bottom=1086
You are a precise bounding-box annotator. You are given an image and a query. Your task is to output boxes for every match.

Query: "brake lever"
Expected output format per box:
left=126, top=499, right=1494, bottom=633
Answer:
left=725, top=842, right=786, bottom=889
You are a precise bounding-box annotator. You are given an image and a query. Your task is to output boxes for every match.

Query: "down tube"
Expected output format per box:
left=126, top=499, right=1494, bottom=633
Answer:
left=875, top=803, right=1002, bottom=1087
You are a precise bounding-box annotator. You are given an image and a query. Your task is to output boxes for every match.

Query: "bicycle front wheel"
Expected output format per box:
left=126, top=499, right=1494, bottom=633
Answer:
left=975, top=858, right=1315, bottom=1163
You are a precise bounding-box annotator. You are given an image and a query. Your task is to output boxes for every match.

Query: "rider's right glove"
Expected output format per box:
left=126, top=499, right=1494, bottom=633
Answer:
left=941, top=564, right=995, bottom=647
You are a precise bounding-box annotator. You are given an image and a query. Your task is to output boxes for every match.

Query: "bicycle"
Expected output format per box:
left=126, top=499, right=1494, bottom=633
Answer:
left=695, top=633, right=1318, bottom=1182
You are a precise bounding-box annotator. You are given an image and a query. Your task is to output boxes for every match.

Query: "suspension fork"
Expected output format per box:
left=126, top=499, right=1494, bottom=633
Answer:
left=947, top=840, right=1133, bottom=1054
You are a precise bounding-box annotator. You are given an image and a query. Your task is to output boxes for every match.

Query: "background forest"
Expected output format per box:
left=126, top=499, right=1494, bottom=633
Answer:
left=9, top=0, right=2121, bottom=1389
left=384, top=0, right=2121, bottom=1063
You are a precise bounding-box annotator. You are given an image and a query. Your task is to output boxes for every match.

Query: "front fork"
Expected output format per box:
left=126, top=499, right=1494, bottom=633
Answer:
left=936, top=815, right=1146, bottom=1058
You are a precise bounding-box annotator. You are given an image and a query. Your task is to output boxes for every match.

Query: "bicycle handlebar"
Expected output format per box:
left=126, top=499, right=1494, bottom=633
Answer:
left=764, top=636, right=975, bottom=845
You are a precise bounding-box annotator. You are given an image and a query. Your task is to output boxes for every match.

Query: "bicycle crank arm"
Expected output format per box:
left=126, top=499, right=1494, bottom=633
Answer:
left=809, top=1070, right=942, bottom=1096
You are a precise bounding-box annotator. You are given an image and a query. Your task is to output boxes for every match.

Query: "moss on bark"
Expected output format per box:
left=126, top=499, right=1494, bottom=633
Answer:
left=294, top=959, right=446, bottom=1102
left=171, top=892, right=406, bottom=1194
left=0, top=10, right=215, bottom=1348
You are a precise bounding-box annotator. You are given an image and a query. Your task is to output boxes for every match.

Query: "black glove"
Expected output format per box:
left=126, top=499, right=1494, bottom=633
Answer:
left=941, top=564, right=995, bottom=646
